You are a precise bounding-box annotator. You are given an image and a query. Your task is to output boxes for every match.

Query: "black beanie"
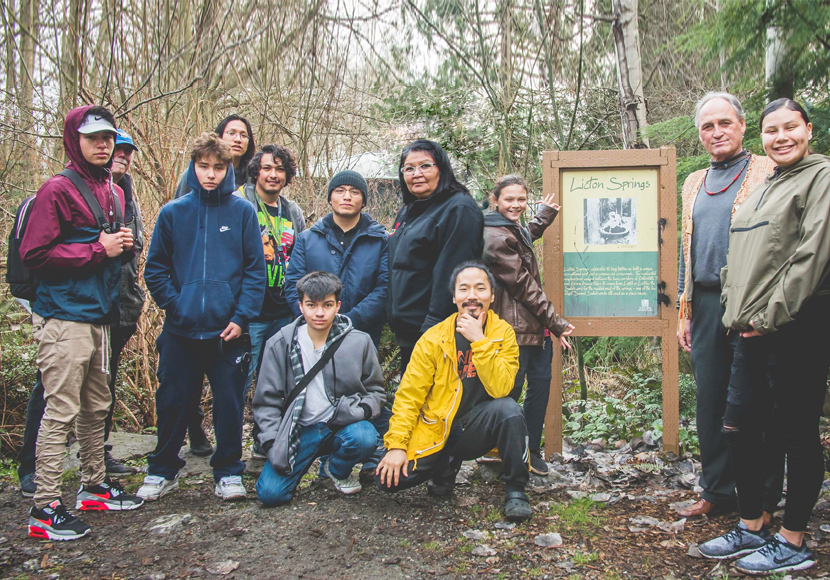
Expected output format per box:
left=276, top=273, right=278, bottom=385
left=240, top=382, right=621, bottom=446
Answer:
left=327, top=170, right=368, bottom=206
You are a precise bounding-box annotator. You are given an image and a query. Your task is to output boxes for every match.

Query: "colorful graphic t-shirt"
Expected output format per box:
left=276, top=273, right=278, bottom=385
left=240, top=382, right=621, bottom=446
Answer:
left=257, top=202, right=296, bottom=321
left=454, top=327, right=492, bottom=423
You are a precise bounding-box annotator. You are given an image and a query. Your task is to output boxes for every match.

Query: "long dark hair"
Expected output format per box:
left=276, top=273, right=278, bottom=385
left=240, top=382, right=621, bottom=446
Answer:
left=398, top=139, right=469, bottom=202
left=759, top=98, right=811, bottom=129
left=216, top=114, right=256, bottom=185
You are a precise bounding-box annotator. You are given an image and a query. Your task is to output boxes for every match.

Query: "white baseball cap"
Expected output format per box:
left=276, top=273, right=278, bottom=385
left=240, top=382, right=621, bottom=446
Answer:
left=78, top=113, right=117, bottom=135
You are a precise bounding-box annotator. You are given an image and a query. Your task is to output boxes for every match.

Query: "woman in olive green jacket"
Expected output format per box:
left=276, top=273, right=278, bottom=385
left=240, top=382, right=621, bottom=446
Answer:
left=698, top=99, right=830, bottom=575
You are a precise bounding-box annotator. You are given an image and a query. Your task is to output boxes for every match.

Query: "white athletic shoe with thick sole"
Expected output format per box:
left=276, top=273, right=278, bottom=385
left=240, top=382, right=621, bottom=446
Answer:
left=136, top=474, right=179, bottom=501
left=214, top=476, right=247, bottom=501
left=321, top=459, right=362, bottom=495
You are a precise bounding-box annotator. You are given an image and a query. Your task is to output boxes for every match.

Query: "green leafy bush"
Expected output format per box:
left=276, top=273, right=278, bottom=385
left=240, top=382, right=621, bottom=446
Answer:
left=0, top=313, right=37, bottom=457
left=563, top=371, right=699, bottom=455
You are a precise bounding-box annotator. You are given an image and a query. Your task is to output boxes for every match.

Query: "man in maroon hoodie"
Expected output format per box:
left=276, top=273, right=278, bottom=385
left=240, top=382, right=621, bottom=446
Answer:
left=20, top=105, right=144, bottom=541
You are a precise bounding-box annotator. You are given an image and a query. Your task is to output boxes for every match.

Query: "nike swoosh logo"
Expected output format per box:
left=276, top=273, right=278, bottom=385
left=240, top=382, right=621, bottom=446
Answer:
left=773, top=554, right=796, bottom=565
left=220, top=226, right=230, bottom=232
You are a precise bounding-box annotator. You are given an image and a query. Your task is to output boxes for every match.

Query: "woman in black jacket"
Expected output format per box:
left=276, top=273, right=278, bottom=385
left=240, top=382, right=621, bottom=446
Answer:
left=386, top=140, right=484, bottom=373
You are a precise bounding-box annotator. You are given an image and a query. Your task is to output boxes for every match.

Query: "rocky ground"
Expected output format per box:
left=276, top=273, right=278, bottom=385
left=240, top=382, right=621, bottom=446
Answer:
left=1, top=433, right=829, bottom=579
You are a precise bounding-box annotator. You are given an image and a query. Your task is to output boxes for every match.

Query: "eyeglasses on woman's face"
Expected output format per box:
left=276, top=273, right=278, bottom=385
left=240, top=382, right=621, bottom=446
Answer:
left=402, top=163, right=436, bottom=175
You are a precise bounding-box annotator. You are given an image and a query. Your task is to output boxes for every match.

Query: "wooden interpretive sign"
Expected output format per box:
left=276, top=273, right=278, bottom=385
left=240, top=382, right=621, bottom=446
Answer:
left=542, top=148, right=679, bottom=454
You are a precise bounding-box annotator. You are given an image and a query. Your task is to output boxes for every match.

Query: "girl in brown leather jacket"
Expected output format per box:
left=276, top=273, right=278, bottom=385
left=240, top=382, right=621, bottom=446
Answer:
left=482, top=175, right=574, bottom=475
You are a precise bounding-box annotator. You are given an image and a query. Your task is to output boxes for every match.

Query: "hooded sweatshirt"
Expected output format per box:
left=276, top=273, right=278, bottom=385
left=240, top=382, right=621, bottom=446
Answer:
left=20, top=105, right=128, bottom=325
left=386, top=184, right=484, bottom=345
left=721, top=154, right=830, bottom=334
left=144, top=162, right=266, bottom=339
left=253, top=314, right=386, bottom=475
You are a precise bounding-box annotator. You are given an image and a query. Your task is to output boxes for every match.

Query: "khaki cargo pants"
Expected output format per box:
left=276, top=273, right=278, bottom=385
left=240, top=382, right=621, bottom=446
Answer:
left=32, top=314, right=112, bottom=507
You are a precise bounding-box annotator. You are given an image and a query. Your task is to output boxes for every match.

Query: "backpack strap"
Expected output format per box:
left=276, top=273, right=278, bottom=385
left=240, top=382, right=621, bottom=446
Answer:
left=283, top=335, right=346, bottom=409
left=242, top=185, right=259, bottom=207
left=58, top=168, right=123, bottom=233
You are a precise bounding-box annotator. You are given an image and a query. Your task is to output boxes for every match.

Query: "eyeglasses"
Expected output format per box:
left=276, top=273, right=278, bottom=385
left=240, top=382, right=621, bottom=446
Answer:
left=225, top=129, right=249, bottom=141
left=402, top=163, right=436, bottom=175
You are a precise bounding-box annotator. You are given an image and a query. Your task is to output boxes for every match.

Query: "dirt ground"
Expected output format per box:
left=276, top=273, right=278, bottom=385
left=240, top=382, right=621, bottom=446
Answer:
left=2, top=454, right=830, bottom=580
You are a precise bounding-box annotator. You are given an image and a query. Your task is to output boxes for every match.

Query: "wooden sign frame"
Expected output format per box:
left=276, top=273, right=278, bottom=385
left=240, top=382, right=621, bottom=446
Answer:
left=542, top=147, right=679, bottom=455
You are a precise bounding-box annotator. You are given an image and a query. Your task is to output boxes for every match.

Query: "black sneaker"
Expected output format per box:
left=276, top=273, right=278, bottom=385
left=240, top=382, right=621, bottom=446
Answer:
left=20, top=473, right=37, bottom=498
left=529, top=451, right=550, bottom=475
left=427, top=477, right=455, bottom=497
left=105, top=451, right=137, bottom=476
left=76, top=478, right=144, bottom=511
left=250, top=439, right=267, bottom=460
left=29, top=500, right=91, bottom=541
left=190, top=440, right=214, bottom=457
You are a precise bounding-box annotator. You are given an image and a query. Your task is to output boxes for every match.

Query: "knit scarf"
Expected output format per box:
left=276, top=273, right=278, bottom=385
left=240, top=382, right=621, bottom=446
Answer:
left=284, top=314, right=352, bottom=474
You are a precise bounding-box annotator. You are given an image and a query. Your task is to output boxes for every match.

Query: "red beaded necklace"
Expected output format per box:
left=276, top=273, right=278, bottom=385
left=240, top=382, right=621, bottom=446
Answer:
left=703, top=154, right=751, bottom=195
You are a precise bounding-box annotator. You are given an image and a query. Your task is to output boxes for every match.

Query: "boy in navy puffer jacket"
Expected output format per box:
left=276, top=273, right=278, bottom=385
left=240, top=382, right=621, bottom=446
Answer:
left=139, top=132, right=266, bottom=502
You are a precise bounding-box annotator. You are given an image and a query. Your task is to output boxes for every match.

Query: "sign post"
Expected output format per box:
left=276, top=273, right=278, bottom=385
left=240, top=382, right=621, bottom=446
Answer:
left=542, top=147, right=679, bottom=455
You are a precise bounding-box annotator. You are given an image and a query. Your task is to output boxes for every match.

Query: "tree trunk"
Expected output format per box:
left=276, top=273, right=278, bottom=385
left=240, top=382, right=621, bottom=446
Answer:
left=60, top=0, right=83, bottom=112
left=498, top=0, right=514, bottom=173
left=17, top=0, right=37, bottom=174
left=612, top=0, right=648, bottom=148
left=4, top=0, right=16, bottom=112
left=765, top=1, right=794, bottom=100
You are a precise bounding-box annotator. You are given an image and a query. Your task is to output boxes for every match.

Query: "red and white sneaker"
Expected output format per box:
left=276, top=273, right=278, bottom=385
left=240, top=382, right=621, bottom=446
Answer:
left=75, top=477, right=144, bottom=511
left=28, top=499, right=91, bottom=541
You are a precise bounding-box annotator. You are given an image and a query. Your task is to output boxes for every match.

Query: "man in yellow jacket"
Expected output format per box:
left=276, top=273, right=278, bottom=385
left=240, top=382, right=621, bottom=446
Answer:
left=376, top=261, right=531, bottom=521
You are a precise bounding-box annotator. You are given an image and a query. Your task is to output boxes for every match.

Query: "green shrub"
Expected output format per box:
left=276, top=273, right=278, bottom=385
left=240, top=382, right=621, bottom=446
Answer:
left=564, top=370, right=700, bottom=455
left=0, top=304, right=37, bottom=457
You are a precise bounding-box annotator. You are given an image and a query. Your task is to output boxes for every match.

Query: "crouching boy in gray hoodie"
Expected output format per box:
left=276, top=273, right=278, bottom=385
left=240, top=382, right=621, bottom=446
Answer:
left=253, top=271, right=386, bottom=505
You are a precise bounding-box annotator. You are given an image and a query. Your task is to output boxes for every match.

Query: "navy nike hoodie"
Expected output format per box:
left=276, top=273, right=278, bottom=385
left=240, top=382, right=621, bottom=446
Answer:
left=144, top=162, right=266, bottom=339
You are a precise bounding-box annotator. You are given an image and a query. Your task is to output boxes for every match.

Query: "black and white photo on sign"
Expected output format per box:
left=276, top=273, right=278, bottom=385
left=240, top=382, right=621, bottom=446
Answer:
left=583, top=197, right=637, bottom=245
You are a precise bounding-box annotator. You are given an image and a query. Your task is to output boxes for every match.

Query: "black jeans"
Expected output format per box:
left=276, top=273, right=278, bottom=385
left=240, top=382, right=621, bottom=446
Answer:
left=725, top=294, right=830, bottom=531
left=148, top=330, right=250, bottom=482
left=376, top=397, right=530, bottom=493
left=689, top=286, right=784, bottom=511
left=399, top=346, right=414, bottom=377
left=17, top=324, right=137, bottom=479
left=509, top=338, right=552, bottom=454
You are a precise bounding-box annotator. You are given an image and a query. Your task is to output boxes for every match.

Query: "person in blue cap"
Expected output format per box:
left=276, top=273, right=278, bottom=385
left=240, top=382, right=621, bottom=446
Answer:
left=17, top=129, right=147, bottom=499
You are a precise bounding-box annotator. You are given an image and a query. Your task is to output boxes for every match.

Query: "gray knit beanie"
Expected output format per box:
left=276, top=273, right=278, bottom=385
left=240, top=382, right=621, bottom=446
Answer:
left=327, top=170, right=368, bottom=206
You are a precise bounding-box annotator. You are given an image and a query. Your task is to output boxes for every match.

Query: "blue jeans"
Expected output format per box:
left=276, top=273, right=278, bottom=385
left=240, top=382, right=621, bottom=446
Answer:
left=508, top=337, right=553, bottom=453
left=256, top=421, right=378, bottom=506
left=247, top=315, right=294, bottom=395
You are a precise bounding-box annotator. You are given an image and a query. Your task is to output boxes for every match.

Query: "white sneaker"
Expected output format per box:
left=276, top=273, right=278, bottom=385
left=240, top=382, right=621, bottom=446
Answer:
left=136, top=475, right=179, bottom=501
left=321, top=459, right=362, bottom=495
left=214, top=476, right=247, bottom=501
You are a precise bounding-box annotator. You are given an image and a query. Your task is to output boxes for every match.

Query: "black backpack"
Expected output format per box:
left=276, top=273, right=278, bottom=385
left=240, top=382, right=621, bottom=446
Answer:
left=6, top=169, right=123, bottom=301
left=7, top=194, right=38, bottom=300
